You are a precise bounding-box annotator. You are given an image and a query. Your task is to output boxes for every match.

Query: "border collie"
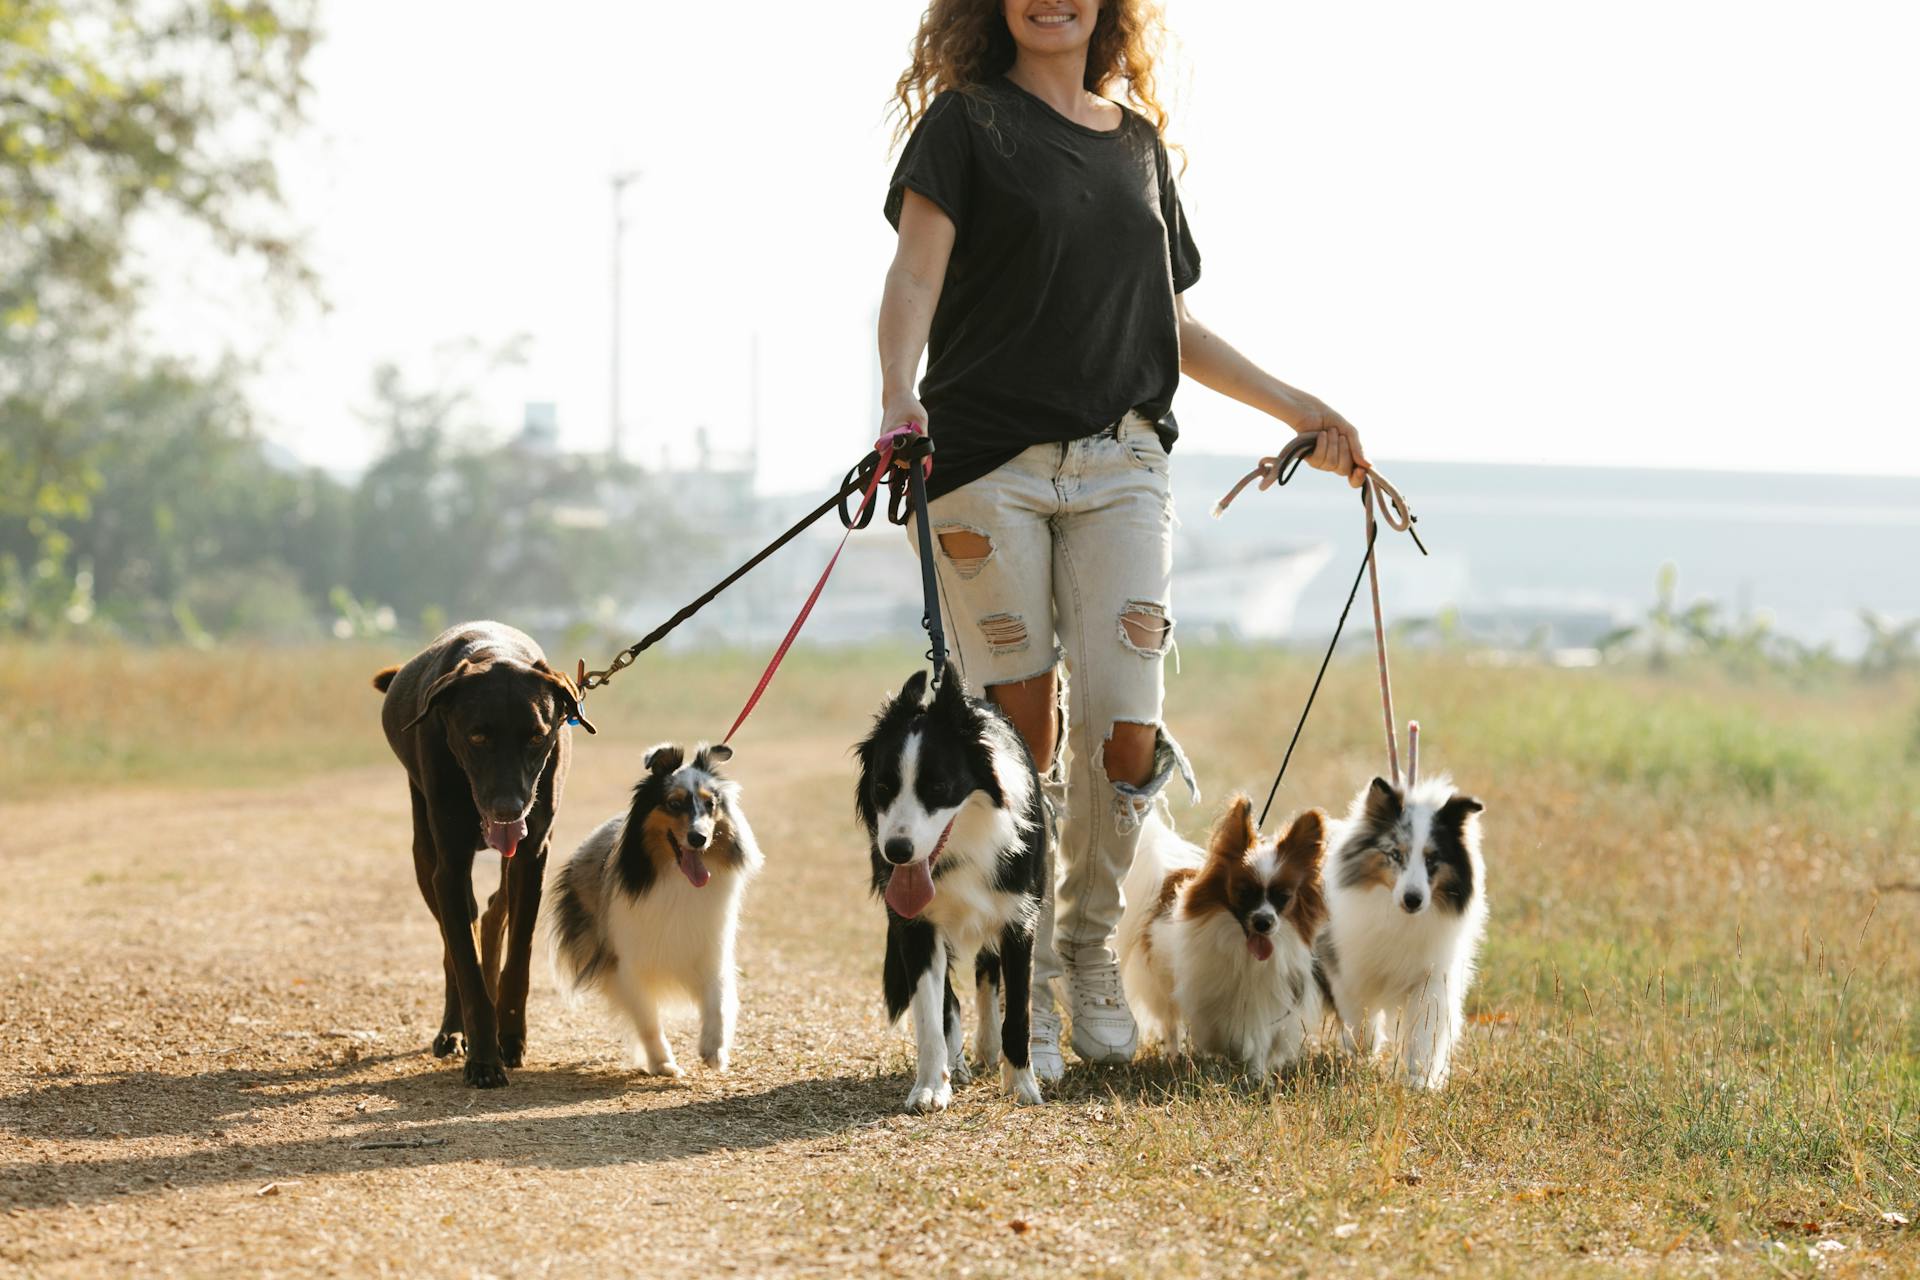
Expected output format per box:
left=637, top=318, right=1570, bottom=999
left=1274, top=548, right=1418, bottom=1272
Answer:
left=1314, top=775, right=1486, bottom=1090
left=547, top=742, right=762, bottom=1075
left=1119, top=796, right=1328, bottom=1077
left=855, top=664, right=1048, bottom=1113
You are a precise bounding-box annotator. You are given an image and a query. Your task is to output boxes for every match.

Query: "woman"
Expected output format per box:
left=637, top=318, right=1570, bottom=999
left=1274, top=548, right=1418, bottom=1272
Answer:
left=878, top=0, right=1368, bottom=1079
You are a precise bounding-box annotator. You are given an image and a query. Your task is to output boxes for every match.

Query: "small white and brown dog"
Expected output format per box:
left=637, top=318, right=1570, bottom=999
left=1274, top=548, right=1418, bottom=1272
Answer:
left=1119, top=796, right=1329, bottom=1078
left=546, top=742, right=762, bottom=1075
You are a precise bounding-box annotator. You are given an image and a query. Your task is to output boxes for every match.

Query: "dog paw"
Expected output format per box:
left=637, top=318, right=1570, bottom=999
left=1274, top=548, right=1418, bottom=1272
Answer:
left=642, top=1060, right=685, bottom=1079
left=949, top=1057, right=974, bottom=1087
left=432, top=1029, right=465, bottom=1058
left=903, top=1081, right=952, bottom=1114
left=974, top=1044, right=1002, bottom=1073
left=701, top=1048, right=729, bottom=1072
left=463, top=1059, right=509, bottom=1089
left=1001, top=1062, right=1044, bottom=1106
left=499, top=1036, right=525, bottom=1069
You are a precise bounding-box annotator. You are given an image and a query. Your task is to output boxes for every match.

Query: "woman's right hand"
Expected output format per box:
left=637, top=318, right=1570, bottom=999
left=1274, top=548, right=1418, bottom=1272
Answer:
left=880, top=393, right=929, bottom=439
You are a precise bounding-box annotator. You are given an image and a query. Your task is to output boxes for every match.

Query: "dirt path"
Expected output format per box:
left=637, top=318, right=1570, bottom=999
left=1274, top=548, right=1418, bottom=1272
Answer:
left=1, top=739, right=1108, bottom=1277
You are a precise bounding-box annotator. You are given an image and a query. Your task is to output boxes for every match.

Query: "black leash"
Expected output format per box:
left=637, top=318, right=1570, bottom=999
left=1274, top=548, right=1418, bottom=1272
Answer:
left=578, top=432, right=948, bottom=699
left=905, top=447, right=948, bottom=683
left=1258, top=527, right=1376, bottom=829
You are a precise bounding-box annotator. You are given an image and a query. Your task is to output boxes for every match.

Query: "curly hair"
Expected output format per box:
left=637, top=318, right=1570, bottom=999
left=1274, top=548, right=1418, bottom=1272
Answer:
left=891, top=0, right=1171, bottom=145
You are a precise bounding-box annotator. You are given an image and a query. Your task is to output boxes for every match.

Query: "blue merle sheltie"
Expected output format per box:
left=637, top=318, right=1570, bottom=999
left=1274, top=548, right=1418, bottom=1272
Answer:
left=855, top=663, right=1049, bottom=1113
left=546, top=742, right=762, bottom=1076
left=1314, top=774, right=1487, bottom=1090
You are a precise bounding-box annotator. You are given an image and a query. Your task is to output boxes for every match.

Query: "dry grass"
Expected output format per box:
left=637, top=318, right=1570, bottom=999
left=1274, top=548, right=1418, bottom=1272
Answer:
left=1, top=640, right=1916, bottom=1276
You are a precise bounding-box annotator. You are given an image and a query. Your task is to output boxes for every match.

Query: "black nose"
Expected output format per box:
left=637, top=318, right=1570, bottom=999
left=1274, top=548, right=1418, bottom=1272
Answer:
left=1400, top=891, right=1424, bottom=913
left=686, top=829, right=708, bottom=849
left=883, top=837, right=914, bottom=865
left=1250, top=915, right=1274, bottom=933
left=490, top=798, right=526, bottom=822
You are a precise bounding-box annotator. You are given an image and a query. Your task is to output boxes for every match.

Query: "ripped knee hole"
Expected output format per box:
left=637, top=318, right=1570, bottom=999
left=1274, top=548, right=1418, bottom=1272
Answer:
left=1119, top=602, right=1173, bottom=655
left=937, top=528, right=993, bottom=579
left=978, top=612, right=1028, bottom=650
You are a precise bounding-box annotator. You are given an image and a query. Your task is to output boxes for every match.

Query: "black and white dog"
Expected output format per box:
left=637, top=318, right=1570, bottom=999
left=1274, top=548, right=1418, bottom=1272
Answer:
left=855, top=664, right=1048, bottom=1112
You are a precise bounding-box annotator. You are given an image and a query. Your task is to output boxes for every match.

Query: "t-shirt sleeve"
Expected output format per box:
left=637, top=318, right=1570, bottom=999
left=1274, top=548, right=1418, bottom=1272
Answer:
left=885, top=93, right=972, bottom=233
left=1157, top=141, right=1202, bottom=293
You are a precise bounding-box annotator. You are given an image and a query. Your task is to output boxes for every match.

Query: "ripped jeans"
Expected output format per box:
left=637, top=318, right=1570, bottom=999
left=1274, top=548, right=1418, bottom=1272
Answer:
left=909, top=412, right=1196, bottom=995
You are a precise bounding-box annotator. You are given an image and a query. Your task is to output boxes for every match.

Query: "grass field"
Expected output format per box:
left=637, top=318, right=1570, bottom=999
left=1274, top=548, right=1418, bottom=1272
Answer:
left=2, top=641, right=1916, bottom=1276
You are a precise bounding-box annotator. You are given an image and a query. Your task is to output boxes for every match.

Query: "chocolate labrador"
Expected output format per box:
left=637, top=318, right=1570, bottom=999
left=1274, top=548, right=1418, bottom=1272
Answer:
left=374, top=621, right=595, bottom=1086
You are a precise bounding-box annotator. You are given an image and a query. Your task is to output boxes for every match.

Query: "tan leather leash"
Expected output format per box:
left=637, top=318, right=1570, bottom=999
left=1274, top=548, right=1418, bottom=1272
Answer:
left=1212, top=433, right=1428, bottom=825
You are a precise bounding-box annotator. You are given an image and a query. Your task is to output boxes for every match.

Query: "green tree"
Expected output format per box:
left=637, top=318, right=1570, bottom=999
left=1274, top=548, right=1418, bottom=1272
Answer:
left=1, top=0, right=316, bottom=626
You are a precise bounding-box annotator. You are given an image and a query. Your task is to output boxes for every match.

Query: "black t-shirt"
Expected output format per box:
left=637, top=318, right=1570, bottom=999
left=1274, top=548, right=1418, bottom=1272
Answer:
left=884, top=78, right=1201, bottom=500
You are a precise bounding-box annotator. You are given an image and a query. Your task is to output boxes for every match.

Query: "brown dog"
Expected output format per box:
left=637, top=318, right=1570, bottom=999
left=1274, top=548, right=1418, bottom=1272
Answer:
left=374, top=621, right=594, bottom=1087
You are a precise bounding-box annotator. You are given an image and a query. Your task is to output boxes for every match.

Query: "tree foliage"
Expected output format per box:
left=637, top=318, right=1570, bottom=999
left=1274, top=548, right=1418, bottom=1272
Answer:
left=1, top=0, right=317, bottom=560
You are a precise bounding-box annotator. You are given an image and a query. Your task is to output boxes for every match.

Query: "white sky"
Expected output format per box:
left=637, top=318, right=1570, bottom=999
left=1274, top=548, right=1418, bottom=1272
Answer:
left=155, top=1, right=1920, bottom=486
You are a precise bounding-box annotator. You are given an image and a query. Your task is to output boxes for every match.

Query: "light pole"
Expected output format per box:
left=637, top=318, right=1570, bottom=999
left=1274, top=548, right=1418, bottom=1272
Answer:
left=609, top=169, right=641, bottom=461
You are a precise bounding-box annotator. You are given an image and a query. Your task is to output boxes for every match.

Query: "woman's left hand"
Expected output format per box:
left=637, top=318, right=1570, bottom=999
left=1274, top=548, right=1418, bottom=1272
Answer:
left=1291, top=398, right=1369, bottom=488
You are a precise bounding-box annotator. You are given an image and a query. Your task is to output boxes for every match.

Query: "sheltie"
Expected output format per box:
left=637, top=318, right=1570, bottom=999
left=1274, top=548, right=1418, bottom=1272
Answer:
left=546, top=742, right=762, bottom=1075
left=1314, top=775, right=1486, bottom=1089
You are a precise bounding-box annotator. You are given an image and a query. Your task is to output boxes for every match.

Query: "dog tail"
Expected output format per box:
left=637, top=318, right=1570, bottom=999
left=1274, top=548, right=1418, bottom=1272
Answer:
left=371, top=665, right=401, bottom=693
left=543, top=821, right=618, bottom=1004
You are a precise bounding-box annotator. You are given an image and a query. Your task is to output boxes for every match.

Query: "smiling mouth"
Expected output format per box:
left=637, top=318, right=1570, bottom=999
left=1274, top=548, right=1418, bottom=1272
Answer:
left=1030, top=11, right=1076, bottom=26
left=668, top=830, right=710, bottom=889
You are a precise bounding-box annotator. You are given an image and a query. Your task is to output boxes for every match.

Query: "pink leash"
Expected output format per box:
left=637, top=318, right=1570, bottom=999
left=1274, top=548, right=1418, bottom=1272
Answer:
left=720, top=427, right=919, bottom=745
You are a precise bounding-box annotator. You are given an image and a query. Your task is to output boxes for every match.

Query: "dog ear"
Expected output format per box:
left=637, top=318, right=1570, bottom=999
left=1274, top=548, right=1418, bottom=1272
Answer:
left=1275, top=807, right=1328, bottom=871
left=532, top=660, right=596, bottom=735
left=643, top=743, right=684, bottom=775
left=1362, top=776, right=1402, bottom=828
left=1438, top=793, right=1484, bottom=833
left=931, top=663, right=966, bottom=712
left=401, top=658, right=487, bottom=732
left=896, top=669, right=930, bottom=708
left=1205, top=794, right=1257, bottom=862
left=700, top=743, right=734, bottom=767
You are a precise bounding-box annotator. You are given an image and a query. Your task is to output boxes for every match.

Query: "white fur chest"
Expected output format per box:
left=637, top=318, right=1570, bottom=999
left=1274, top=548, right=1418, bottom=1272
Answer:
left=919, top=799, right=1031, bottom=957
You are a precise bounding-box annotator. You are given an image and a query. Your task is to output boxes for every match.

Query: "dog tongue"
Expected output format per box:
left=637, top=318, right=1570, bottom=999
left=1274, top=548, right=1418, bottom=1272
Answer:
left=886, top=860, right=936, bottom=919
left=484, top=817, right=527, bottom=859
left=677, top=844, right=711, bottom=889
left=1247, top=934, right=1274, bottom=962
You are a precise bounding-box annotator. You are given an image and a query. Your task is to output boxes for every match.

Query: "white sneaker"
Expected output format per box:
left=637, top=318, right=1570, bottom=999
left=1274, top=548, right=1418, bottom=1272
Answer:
left=1029, top=1002, right=1065, bottom=1083
left=1067, top=949, right=1138, bottom=1064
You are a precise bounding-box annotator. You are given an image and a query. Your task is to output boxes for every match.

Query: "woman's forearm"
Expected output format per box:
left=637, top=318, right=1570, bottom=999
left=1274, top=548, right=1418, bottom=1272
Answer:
left=1176, top=298, right=1368, bottom=480
left=878, top=192, right=957, bottom=420
left=1177, top=304, right=1320, bottom=430
left=879, top=259, right=939, bottom=405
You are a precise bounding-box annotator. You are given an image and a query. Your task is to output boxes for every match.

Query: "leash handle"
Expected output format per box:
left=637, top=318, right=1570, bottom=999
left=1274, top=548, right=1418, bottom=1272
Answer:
left=1212, top=432, right=1422, bottom=551
left=721, top=439, right=896, bottom=744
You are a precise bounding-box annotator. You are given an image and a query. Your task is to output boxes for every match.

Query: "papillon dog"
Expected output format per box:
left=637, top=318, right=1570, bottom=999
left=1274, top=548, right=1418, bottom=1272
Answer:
left=1119, top=796, right=1328, bottom=1077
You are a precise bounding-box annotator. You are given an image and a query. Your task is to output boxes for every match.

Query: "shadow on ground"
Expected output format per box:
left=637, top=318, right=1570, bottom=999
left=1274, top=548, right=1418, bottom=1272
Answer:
left=2, top=1050, right=912, bottom=1210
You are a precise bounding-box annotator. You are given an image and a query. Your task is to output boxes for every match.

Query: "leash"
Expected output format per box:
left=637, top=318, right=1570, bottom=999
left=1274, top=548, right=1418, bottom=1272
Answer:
left=719, top=427, right=939, bottom=741
left=1211, top=433, right=1428, bottom=827
left=904, top=439, right=949, bottom=684
left=571, top=427, right=945, bottom=739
